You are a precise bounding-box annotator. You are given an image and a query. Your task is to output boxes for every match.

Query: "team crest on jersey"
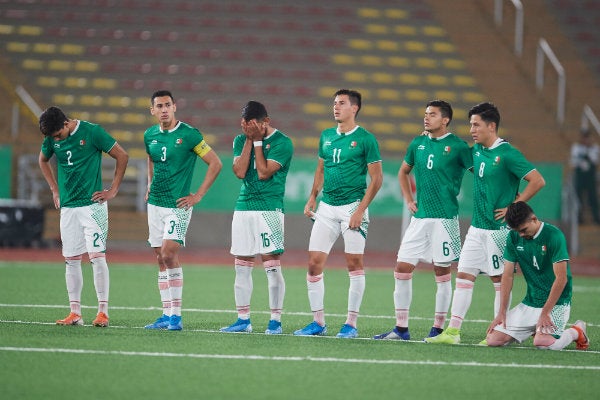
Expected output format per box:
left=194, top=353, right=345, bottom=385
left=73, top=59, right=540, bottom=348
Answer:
left=444, top=146, right=451, bottom=154
left=349, top=141, right=357, bottom=149
left=265, top=144, right=270, bottom=150
left=493, top=156, right=501, bottom=165
left=175, top=138, right=183, bottom=145
left=541, top=245, right=547, bottom=255
left=79, top=140, right=86, bottom=146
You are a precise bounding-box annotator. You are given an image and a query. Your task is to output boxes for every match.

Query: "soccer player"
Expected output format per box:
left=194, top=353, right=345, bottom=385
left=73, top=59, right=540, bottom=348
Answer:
left=294, top=89, right=383, bottom=339
left=426, top=102, right=545, bottom=344
left=486, top=201, right=589, bottom=350
left=38, top=106, right=129, bottom=327
left=373, top=100, right=471, bottom=341
left=143, top=90, right=222, bottom=331
left=220, top=101, right=293, bottom=335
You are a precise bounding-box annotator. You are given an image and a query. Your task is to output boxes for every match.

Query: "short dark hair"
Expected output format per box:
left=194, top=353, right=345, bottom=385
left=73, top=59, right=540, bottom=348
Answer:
left=241, top=100, right=268, bottom=122
left=151, top=90, right=174, bottom=106
left=39, top=106, right=68, bottom=136
left=505, top=201, right=534, bottom=229
left=469, top=102, right=500, bottom=130
left=427, top=100, right=453, bottom=126
left=335, top=89, right=362, bottom=117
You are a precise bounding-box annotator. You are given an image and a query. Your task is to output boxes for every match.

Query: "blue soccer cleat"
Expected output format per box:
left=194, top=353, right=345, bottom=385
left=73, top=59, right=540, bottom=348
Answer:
left=167, top=314, right=183, bottom=331
left=424, top=327, right=444, bottom=340
left=373, top=326, right=410, bottom=340
left=293, top=321, right=327, bottom=336
left=265, top=320, right=282, bottom=335
left=336, top=324, right=358, bottom=339
left=220, top=318, right=253, bottom=333
left=144, top=314, right=170, bottom=329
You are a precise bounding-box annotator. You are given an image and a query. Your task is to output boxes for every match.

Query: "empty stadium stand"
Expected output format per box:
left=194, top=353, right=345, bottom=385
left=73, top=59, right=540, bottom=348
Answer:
left=0, top=0, right=485, bottom=158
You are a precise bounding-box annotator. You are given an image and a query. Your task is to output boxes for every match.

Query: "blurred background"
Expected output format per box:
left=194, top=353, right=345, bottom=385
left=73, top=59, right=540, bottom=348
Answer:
left=0, top=0, right=598, bottom=261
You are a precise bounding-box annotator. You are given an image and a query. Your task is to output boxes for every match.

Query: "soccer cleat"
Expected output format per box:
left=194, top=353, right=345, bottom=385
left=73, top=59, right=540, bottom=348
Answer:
left=167, top=315, right=183, bottom=331
left=56, top=312, right=83, bottom=326
left=478, top=339, right=488, bottom=346
left=424, top=327, right=460, bottom=344
left=293, top=321, right=327, bottom=336
left=144, top=314, right=170, bottom=329
left=336, top=324, right=358, bottom=339
left=424, top=327, right=443, bottom=340
left=92, top=312, right=109, bottom=327
left=220, top=318, right=252, bottom=333
left=265, top=320, right=282, bottom=335
left=572, top=320, right=589, bottom=350
left=373, top=326, right=410, bottom=340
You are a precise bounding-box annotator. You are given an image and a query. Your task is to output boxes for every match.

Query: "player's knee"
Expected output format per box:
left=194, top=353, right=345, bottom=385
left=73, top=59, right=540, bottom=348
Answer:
left=533, top=334, right=555, bottom=349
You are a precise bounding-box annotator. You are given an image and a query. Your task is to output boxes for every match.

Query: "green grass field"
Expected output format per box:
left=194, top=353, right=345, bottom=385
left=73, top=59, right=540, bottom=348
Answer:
left=1, top=260, right=598, bottom=399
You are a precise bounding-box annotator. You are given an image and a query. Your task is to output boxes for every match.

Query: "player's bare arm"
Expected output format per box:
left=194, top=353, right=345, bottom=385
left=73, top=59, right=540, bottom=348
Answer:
left=537, top=261, right=568, bottom=334
left=487, top=261, right=515, bottom=333
left=177, top=149, right=222, bottom=209
left=494, top=169, right=546, bottom=220
left=38, top=151, right=60, bottom=209
left=92, top=143, right=129, bottom=203
left=350, top=161, right=383, bottom=229
left=304, top=158, right=324, bottom=218
left=398, top=161, right=417, bottom=213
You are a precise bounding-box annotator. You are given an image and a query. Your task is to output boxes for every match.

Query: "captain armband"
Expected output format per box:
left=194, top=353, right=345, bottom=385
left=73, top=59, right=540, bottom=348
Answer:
left=193, top=140, right=212, bottom=157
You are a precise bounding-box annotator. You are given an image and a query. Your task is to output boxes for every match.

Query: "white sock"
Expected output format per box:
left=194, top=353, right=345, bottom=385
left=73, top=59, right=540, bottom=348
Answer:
left=264, top=260, right=285, bottom=322
left=448, top=278, right=474, bottom=330
left=91, top=256, right=109, bottom=315
left=158, top=271, right=171, bottom=316
left=65, top=258, right=83, bottom=315
left=307, top=273, right=325, bottom=326
left=434, top=273, right=452, bottom=328
left=346, top=270, right=365, bottom=327
left=234, top=260, right=253, bottom=319
left=168, top=267, right=183, bottom=316
left=547, top=328, right=578, bottom=350
left=393, top=272, right=412, bottom=328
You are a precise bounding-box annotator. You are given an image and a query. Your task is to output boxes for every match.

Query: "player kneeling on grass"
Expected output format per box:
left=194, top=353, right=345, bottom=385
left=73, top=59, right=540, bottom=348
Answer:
left=485, top=201, right=589, bottom=350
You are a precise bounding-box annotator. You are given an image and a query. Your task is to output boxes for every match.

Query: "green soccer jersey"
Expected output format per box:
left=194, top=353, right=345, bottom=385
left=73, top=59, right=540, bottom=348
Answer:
left=404, top=133, right=472, bottom=219
left=144, top=121, right=205, bottom=208
left=233, top=130, right=294, bottom=212
left=41, top=120, right=116, bottom=208
left=504, top=222, right=572, bottom=308
left=471, top=140, right=536, bottom=229
left=318, top=126, right=382, bottom=206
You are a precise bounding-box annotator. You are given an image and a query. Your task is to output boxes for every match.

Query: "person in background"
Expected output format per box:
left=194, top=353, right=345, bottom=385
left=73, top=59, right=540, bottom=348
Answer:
left=570, top=128, right=600, bottom=224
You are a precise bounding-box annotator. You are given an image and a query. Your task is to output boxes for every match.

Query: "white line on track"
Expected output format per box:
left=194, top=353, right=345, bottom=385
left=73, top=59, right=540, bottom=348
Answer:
left=0, top=346, right=598, bottom=370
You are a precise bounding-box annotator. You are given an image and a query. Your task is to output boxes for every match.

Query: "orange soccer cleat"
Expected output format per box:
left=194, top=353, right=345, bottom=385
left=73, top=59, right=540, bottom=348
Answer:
left=92, top=312, right=109, bottom=327
left=56, top=312, right=83, bottom=326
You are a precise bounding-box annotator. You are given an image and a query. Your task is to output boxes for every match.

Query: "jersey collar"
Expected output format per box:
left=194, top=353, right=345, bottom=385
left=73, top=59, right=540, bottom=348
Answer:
left=161, top=121, right=181, bottom=133
left=337, top=125, right=359, bottom=136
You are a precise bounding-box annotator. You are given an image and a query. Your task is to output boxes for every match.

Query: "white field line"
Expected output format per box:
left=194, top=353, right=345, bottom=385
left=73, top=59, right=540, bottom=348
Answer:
left=0, top=346, right=598, bottom=370
left=0, top=303, right=597, bottom=328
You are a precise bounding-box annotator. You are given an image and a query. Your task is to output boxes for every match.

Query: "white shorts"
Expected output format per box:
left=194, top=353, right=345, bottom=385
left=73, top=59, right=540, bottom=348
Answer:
left=147, top=203, right=192, bottom=247
left=230, top=210, right=285, bottom=256
left=457, top=226, right=509, bottom=277
left=60, top=203, right=108, bottom=258
left=397, top=217, right=461, bottom=266
left=493, top=302, right=571, bottom=342
left=308, top=201, right=369, bottom=255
